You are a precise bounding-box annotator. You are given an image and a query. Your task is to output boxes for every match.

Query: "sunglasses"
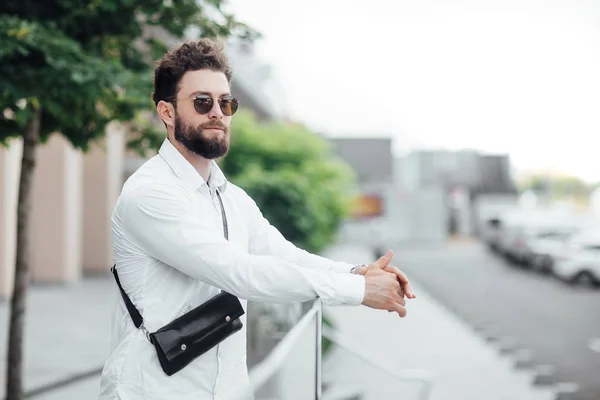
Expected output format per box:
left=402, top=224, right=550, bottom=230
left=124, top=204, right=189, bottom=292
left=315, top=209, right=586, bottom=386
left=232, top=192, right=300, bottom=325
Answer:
left=169, top=94, right=239, bottom=116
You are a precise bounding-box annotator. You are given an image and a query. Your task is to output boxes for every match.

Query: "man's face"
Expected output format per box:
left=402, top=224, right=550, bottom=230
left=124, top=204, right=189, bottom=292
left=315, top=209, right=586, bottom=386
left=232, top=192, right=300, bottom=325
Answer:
left=172, top=69, right=232, bottom=159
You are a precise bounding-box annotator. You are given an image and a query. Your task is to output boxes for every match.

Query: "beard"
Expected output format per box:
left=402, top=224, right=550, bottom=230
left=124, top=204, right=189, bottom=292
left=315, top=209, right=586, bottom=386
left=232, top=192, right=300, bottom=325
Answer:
left=174, top=113, right=230, bottom=159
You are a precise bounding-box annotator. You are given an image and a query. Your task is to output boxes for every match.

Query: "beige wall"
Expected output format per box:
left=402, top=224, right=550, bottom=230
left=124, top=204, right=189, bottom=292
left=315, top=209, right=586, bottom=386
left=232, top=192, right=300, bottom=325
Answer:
left=82, top=122, right=125, bottom=273
left=0, top=138, right=23, bottom=299
left=0, top=126, right=128, bottom=298
left=30, top=134, right=83, bottom=284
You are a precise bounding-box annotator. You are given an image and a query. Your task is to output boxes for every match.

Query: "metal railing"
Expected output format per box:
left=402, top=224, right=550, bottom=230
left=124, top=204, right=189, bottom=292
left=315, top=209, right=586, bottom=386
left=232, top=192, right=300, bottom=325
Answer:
left=321, top=325, right=435, bottom=400
left=247, top=299, right=322, bottom=399
left=241, top=300, right=435, bottom=400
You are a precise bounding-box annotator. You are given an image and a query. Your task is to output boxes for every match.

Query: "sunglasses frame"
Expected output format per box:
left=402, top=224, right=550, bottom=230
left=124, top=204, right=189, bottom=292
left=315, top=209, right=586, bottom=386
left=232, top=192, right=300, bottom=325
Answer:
left=167, top=94, right=239, bottom=116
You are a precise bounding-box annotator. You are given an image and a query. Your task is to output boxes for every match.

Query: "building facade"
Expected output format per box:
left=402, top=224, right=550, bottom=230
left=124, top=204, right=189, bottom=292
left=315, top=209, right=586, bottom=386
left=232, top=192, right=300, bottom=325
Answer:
left=395, top=149, right=517, bottom=237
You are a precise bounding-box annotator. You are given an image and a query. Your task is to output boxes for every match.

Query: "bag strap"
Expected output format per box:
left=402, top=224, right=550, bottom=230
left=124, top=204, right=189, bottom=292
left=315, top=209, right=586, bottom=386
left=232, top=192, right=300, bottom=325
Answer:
left=111, top=265, right=143, bottom=328
left=112, top=187, right=229, bottom=333
left=216, top=190, right=228, bottom=240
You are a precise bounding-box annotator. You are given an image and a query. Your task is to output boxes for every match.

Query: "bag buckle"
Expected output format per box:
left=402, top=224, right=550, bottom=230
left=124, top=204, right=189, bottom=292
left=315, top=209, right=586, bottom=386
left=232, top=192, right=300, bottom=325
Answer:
left=140, top=324, right=152, bottom=343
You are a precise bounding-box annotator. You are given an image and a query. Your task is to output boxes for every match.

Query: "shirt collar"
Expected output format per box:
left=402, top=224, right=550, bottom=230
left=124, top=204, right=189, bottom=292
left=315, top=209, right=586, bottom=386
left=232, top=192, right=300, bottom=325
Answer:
left=158, top=138, right=228, bottom=192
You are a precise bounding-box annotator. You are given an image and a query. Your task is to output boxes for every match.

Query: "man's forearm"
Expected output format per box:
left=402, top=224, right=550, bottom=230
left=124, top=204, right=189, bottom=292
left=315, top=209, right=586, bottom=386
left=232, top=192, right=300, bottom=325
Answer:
left=292, top=248, right=362, bottom=274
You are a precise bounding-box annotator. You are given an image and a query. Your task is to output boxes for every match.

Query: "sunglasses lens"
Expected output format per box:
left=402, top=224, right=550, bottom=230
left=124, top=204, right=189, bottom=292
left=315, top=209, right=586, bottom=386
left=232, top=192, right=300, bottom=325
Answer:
left=192, top=95, right=239, bottom=116
left=193, top=95, right=213, bottom=114
left=220, top=97, right=239, bottom=116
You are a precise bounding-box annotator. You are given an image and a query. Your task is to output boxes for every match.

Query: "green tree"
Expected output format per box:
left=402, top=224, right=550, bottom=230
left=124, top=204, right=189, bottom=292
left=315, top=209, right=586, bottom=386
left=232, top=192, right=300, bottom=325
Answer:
left=519, top=174, right=591, bottom=198
left=518, top=175, right=551, bottom=194
left=220, top=110, right=357, bottom=254
left=0, top=2, right=255, bottom=399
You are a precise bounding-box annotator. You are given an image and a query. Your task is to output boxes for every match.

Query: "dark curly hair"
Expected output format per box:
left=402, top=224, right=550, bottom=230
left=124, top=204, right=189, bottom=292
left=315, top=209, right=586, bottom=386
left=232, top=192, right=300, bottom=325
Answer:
left=152, top=39, right=232, bottom=106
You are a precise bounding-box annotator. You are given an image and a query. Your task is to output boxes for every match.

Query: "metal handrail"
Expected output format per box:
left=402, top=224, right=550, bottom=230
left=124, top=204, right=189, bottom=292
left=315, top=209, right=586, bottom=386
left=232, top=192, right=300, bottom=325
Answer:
left=239, top=300, right=435, bottom=400
left=322, top=325, right=435, bottom=400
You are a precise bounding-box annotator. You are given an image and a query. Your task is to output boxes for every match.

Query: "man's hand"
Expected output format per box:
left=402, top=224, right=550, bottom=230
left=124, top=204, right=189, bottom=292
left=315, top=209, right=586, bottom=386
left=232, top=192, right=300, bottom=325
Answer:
left=358, top=250, right=413, bottom=317
left=383, top=265, right=416, bottom=299
left=355, top=251, right=416, bottom=300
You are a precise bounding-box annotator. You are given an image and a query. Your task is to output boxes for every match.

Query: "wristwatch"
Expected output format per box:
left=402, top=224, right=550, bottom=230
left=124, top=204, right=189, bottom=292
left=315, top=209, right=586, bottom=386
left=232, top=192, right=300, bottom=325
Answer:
left=350, top=264, right=367, bottom=274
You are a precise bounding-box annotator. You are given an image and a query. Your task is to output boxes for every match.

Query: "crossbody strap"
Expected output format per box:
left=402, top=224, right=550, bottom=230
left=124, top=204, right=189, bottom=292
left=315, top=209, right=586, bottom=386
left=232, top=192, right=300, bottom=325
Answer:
left=111, top=265, right=144, bottom=327
left=112, top=187, right=229, bottom=336
left=216, top=190, right=228, bottom=240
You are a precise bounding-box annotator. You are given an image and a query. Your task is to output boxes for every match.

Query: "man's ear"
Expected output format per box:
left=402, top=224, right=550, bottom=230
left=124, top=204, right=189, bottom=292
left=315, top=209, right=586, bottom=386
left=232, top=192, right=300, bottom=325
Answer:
left=156, top=100, right=175, bottom=129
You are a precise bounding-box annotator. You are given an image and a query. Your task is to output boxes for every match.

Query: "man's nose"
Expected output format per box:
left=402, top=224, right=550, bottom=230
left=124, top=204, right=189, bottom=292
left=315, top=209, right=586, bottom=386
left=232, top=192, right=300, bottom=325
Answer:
left=207, top=100, right=223, bottom=119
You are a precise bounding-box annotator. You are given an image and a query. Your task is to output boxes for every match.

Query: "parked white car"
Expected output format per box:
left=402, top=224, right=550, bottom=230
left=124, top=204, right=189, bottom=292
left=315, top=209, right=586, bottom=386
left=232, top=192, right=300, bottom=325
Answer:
left=553, top=229, right=600, bottom=286
left=526, top=230, right=576, bottom=271
left=495, top=210, right=580, bottom=265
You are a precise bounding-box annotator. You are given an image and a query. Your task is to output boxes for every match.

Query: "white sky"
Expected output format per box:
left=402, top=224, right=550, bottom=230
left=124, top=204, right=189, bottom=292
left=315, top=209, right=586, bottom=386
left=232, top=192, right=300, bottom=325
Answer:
left=226, top=0, right=600, bottom=182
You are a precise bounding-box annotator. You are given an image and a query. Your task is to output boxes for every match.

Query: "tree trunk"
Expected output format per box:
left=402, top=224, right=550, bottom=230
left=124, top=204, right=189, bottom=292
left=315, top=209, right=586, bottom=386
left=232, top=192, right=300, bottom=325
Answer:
left=5, top=106, right=41, bottom=400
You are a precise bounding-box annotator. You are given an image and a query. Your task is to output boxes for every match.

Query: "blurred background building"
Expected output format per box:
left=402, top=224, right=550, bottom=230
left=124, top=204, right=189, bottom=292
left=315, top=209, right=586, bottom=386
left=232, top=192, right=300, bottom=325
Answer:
left=329, top=141, right=519, bottom=251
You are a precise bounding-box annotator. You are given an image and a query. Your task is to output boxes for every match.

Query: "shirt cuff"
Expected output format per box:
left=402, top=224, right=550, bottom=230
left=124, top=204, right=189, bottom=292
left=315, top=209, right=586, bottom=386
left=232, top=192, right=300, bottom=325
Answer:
left=332, top=273, right=365, bottom=306
left=333, top=261, right=357, bottom=274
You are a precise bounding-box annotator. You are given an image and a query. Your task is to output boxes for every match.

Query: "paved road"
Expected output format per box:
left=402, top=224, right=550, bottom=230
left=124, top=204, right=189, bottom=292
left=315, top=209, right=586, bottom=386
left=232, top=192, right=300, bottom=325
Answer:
left=397, top=241, right=600, bottom=400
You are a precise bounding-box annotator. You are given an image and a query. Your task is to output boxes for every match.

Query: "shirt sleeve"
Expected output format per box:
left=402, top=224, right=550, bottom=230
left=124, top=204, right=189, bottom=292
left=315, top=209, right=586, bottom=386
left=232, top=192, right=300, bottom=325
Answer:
left=243, top=191, right=360, bottom=274
left=121, top=183, right=365, bottom=306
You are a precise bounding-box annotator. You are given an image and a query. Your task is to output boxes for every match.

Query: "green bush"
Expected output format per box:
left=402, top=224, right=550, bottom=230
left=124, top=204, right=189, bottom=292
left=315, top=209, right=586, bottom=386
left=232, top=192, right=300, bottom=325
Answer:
left=220, top=109, right=357, bottom=254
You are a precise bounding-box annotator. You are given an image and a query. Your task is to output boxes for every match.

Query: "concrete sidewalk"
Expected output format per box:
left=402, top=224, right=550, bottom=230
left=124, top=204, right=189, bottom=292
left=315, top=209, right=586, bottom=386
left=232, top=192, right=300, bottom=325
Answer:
left=0, top=277, right=113, bottom=399
left=320, top=244, right=556, bottom=400
left=0, top=244, right=556, bottom=399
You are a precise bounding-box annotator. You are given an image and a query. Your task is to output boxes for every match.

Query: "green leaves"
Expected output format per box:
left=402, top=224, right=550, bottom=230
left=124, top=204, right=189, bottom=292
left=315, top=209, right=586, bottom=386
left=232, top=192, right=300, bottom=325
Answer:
left=0, top=0, right=258, bottom=150
left=0, top=14, right=122, bottom=146
left=519, top=174, right=593, bottom=199
left=220, top=110, right=357, bottom=253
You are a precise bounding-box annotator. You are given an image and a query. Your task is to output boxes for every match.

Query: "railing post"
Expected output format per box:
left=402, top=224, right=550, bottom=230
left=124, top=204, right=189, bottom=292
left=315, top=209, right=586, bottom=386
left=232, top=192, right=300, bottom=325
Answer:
left=315, top=300, right=322, bottom=400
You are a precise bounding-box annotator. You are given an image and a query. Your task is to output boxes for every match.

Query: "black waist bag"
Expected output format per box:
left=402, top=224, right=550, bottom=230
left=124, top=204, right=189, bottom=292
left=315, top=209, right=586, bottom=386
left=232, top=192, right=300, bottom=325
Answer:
left=112, top=190, right=244, bottom=376
left=150, top=291, right=244, bottom=376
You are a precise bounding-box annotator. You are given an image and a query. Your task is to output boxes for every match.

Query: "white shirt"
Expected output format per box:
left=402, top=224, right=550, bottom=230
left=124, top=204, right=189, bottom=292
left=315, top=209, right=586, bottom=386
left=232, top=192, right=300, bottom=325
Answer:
left=98, top=138, right=366, bottom=400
